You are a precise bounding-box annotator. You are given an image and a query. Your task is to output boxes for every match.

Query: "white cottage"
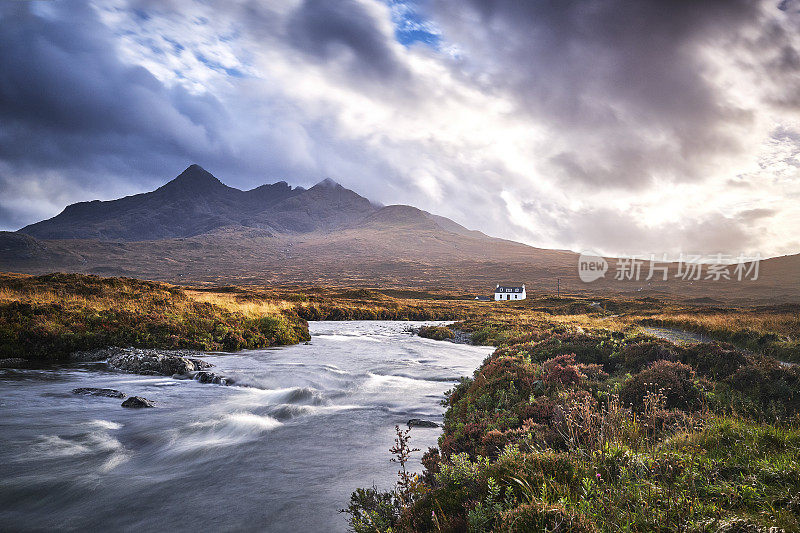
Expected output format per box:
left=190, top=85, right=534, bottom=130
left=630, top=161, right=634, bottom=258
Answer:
left=494, top=283, right=526, bottom=301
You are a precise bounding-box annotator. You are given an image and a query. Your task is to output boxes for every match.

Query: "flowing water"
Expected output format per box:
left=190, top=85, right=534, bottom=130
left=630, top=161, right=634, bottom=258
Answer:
left=0, top=321, right=492, bottom=532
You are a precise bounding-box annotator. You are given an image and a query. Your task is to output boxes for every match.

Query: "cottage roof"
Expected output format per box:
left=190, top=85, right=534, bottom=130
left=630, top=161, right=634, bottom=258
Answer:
left=494, top=283, right=525, bottom=292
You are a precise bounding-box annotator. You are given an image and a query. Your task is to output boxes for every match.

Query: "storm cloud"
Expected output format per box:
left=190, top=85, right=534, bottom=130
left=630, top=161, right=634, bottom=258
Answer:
left=0, top=0, right=798, bottom=257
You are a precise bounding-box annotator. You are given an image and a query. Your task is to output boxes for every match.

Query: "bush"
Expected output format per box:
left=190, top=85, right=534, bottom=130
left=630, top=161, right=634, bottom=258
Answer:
left=680, top=342, right=747, bottom=380
left=723, top=356, right=800, bottom=419
left=418, top=325, right=455, bottom=341
left=621, top=338, right=677, bottom=370
left=526, top=332, right=621, bottom=371
left=619, top=360, right=702, bottom=411
left=341, top=486, right=402, bottom=533
left=499, top=501, right=597, bottom=533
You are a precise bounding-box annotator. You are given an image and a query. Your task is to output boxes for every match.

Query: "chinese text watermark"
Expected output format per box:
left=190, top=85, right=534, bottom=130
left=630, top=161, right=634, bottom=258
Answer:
left=578, top=252, right=761, bottom=283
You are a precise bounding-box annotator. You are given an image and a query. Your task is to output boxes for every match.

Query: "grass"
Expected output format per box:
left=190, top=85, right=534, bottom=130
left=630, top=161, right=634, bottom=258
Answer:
left=0, top=272, right=310, bottom=360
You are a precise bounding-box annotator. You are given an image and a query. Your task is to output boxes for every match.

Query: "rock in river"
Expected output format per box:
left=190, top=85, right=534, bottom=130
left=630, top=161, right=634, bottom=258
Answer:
left=407, top=418, right=439, bottom=428
left=121, top=396, right=155, bottom=408
left=193, top=371, right=234, bottom=385
left=72, top=387, right=125, bottom=398
left=106, top=348, right=213, bottom=376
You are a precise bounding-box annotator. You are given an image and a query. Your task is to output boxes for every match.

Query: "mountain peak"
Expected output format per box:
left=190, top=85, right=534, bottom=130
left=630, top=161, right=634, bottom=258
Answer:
left=158, top=164, right=227, bottom=194
left=313, top=177, right=342, bottom=189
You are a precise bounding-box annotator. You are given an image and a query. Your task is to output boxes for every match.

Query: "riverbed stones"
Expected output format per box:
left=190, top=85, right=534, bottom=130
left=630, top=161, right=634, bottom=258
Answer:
left=121, top=396, right=155, bottom=408
left=407, top=418, right=439, bottom=428
left=106, top=348, right=212, bottom=376
left=72, top=387, right=125, bottom=398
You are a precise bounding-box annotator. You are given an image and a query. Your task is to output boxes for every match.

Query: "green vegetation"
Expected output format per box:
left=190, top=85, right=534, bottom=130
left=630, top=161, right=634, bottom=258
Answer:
left=418, top=326, right=456, bottom=341
left=0, top=273, right=309, bottom=361
left=345, top=314, right=800, bottom=532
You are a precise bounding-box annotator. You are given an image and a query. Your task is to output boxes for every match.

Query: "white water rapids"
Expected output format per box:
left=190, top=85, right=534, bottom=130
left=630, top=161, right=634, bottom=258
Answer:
left=0, top=321, right=492, bottom=532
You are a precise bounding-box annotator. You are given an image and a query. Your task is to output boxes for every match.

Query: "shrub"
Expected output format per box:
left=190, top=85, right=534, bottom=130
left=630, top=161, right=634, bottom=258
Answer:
left=723, top=356, right=800, bottom=419
left=621, top=338, right=677, bottom=370
left=418, top=325, right=455, bottom=341
left=680, top=342, right=747, bottom=380
left=541, top=354, right=605, bottom=388
left=499, top=501, right=597, bottom=533
left=527, top=332, right=621, bottom=371
left=619, top=360, right=702, bottom=411
left=341, top=486, right=402, bottom=533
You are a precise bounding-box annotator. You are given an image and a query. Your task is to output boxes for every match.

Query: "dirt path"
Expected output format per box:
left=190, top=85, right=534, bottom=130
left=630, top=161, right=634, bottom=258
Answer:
left=641, top=326, right=797, bottom=367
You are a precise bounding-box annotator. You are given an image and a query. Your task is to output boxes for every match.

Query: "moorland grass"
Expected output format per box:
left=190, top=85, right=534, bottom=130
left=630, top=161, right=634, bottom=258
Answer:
left=345, top=312, right=800, bottom=532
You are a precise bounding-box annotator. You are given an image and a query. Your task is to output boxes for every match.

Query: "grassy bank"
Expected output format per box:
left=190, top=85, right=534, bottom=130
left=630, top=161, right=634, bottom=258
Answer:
left=346, top=313, right=800, bottom=532
left=0, top=273, right=309, bottom=361
left=0, top=273, right=482, bottom=361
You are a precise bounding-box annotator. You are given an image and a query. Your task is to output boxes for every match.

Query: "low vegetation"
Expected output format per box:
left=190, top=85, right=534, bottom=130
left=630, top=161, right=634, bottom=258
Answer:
left=0, top=273, right=309, bottom=361
left=345, top=311, right=800, bottom=532
left=418, top=325, right=456, bottom=341
left=0, top=273, right=478, bottom=361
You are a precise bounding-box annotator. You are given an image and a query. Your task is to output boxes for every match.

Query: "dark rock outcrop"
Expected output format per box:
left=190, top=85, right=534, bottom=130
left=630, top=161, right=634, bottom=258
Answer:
left=71, top=347, right=124, bottom=362
left=106, top=348, right=212, bottom=376
left=121, top=396, right=155, bottom=408
left=407, top=418, right=439, bottom=428
left=72, top=387, right=125, bottom=398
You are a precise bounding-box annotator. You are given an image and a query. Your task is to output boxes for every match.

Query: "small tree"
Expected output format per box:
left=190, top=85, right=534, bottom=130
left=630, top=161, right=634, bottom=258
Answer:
left=390, top=425, right=420, bottom=506
left=343, top=426, right=421, bottom=532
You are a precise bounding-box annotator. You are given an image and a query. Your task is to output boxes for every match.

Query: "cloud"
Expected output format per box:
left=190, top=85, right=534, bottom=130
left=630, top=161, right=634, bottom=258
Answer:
left=0, top=0, right=798, bottom=259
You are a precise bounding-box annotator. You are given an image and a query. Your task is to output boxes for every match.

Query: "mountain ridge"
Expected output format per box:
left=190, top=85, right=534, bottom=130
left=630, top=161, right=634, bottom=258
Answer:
left=18, top=165, right=474, bottom=241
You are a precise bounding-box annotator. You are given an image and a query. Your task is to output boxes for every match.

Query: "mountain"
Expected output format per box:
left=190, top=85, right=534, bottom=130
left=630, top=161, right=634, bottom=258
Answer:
left=4, top=164, right=800, bottom=303
left=244, top=178, right=377, bottom=233
left=20, top=165, right=305, bottom=241
left=17, top=165, right=489, bottom=240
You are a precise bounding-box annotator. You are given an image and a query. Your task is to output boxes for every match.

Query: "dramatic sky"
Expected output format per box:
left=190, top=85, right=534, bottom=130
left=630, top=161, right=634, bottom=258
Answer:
left=1, top=0, right=799, bottom=257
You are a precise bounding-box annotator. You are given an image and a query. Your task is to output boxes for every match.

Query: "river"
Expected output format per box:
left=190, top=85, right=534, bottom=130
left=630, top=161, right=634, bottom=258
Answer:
left=0, top=321, right=492, bottom=532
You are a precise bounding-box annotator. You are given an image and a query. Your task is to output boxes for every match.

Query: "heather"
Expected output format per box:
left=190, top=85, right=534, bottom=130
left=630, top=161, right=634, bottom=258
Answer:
left=346, top=316, right=800, bottom=532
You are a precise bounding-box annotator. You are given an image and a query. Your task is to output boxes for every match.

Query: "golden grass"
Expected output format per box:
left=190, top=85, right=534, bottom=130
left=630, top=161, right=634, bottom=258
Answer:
left=0, top=286, right=168, bottom=314
left=635, top=311, right=800, bottom=339
left=183, top=290, right=294, bottom=317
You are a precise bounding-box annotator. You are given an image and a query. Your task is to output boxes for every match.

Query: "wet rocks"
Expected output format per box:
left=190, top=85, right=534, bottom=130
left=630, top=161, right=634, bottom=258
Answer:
left=71, top=347, right=123, bottom=363
left=72, top=387, right=125, bottom=398
left=193, top=371, right=234, bottom=385
left=407, top=418, right=439, bottom=428
left=121, top=396, right=155, bottom=408
left=106, top=348, right=212, bottom=376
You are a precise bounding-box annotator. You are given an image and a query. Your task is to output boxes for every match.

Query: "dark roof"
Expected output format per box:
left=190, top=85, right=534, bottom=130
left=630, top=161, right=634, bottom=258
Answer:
left=495, top=283, right=525, bottom=292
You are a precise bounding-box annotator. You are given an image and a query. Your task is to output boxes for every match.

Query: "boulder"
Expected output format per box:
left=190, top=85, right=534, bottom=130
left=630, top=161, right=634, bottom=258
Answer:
left=107, top=348, right=212, bottom=376
left=193, top=371, right=234, bottom=385
left=121, top=396, right=155, bottom=408
left=407, top=418, right=439, bottom=428
left=72, top=387, right=125, bottom=398
left=71, top=347, right=123, bottom=363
